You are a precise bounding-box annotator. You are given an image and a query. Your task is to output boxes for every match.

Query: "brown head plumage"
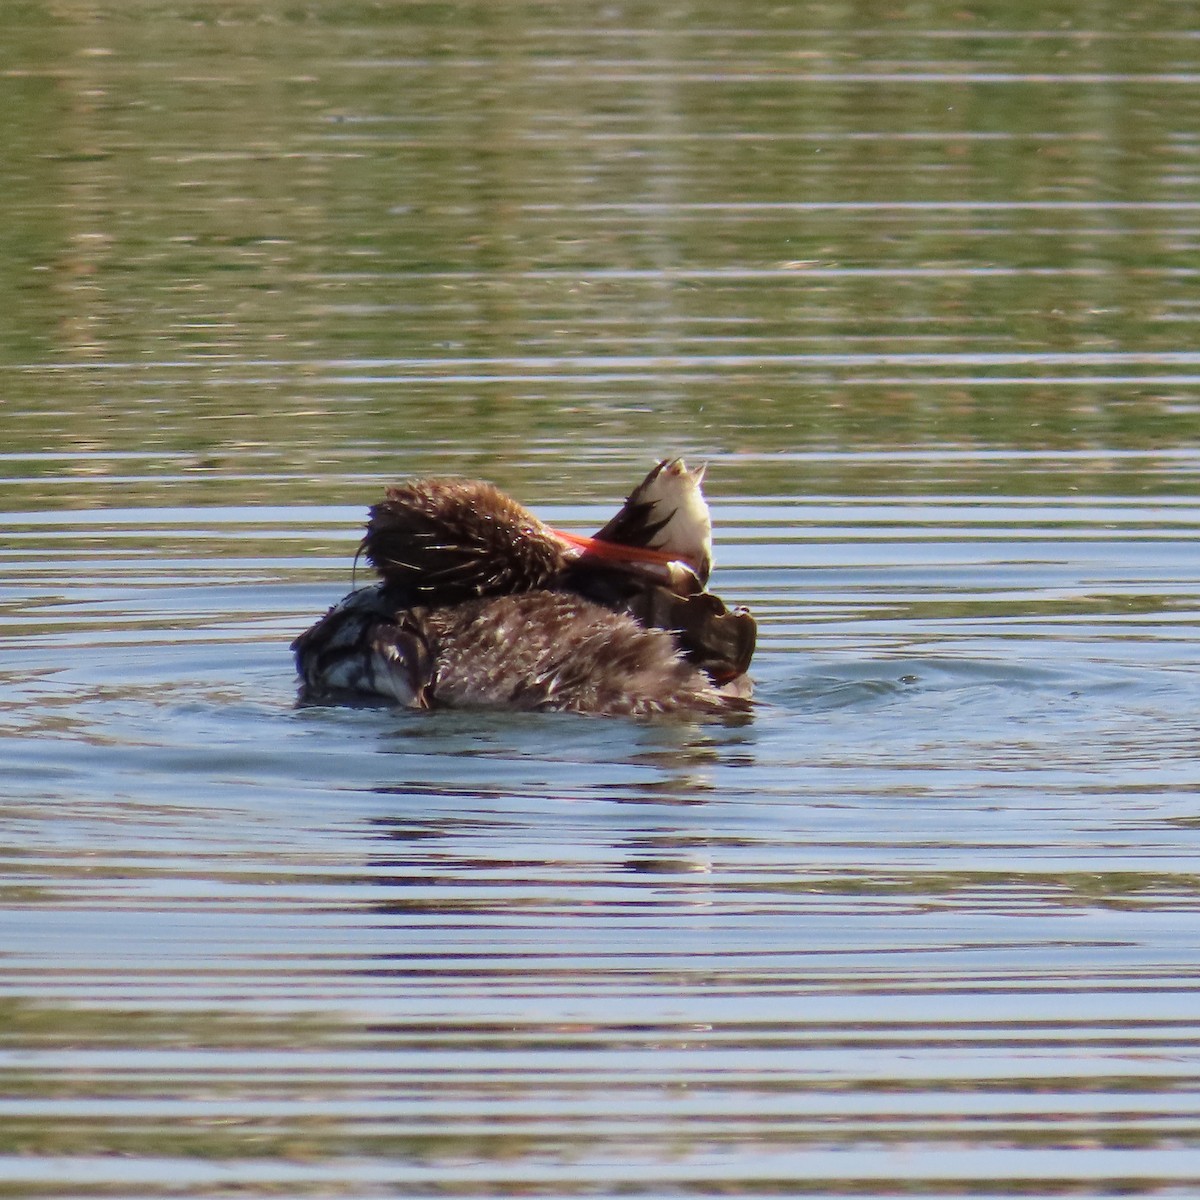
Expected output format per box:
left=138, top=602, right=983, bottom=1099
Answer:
left=363, top=478, right=568, bottom=604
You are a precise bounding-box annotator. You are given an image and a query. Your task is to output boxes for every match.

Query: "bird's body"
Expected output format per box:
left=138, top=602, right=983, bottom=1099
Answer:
left=292, top=459, right=755, bottom=717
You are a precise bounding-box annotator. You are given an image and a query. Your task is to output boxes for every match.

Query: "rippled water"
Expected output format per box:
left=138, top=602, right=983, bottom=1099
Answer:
left=5, top=476, right=1200, bottom=1195
left=4, top=3, right=1200, bottom=1197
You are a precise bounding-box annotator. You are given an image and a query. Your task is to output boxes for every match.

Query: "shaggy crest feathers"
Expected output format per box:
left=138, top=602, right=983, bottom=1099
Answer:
left=364, top=479, right=565, bottom=604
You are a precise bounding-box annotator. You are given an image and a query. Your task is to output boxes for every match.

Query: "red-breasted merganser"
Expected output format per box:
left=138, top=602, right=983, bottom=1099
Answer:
left=292, top=459, right=756, bottom=717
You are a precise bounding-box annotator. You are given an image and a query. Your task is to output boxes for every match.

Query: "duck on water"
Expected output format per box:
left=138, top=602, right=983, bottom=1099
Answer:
left=292, top=459, right=756, bottom=717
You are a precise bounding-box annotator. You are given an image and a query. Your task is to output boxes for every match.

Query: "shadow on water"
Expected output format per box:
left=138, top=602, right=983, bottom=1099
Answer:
left=367, top=705, right=750, bottom=807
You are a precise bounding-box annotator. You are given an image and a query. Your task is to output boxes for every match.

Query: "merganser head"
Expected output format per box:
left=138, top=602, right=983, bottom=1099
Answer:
left=364, top=459, right=714, bottom=605
left=363, top=478, right=567, bottom=604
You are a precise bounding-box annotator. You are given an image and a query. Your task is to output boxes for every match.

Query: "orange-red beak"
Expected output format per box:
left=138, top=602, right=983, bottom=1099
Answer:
left=551, top=528, right=703, bottom=594
left=552, top=528, right=676, bottom=566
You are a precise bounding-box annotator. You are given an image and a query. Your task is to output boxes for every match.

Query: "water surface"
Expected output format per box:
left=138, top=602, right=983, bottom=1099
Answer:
left=3, top=3, right=1200, bottom=1197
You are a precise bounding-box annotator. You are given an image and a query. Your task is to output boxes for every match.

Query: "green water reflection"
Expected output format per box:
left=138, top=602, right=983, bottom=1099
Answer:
left=2, top=2, right=1200, bottom=507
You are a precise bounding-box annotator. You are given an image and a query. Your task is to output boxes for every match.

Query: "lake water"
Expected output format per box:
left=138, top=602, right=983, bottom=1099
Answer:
left=3, top=4, right=1200, bottom=1197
